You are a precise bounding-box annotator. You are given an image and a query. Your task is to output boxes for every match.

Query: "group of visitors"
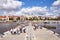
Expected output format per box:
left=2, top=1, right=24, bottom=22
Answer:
left=10, top=26, right=26, bottom=35
left=33, top=23, right=56, bottom=34
left=33, top=23, right=42, bottom=30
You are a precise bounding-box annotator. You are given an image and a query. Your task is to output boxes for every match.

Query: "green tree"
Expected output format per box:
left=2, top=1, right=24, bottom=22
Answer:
left=16, top=17, right=20, bottom=20
left=9, top=18, right=13, bottom=20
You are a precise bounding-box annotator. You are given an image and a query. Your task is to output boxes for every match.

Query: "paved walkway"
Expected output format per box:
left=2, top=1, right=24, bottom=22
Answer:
left=0, top=23, right=60, bottom=40
left=34, top=28, right=60, bottom=40
left=0, top=33, right=26, bottom=40
left=25, top=23, right=36, bottom=40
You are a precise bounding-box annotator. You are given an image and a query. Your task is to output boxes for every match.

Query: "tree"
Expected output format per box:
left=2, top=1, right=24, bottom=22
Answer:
left=16, top=17, right=20, bottom=20
left=9, top=18, right=13, bottom=20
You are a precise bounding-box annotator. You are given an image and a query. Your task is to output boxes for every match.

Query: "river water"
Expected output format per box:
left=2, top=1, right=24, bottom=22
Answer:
left=44, top=23, right=60, bottom=34
left=0, top=22, right=19, bottom=34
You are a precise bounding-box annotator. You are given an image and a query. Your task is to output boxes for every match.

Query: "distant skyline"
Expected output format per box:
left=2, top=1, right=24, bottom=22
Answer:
left=0, top=0, right=60, bottom=17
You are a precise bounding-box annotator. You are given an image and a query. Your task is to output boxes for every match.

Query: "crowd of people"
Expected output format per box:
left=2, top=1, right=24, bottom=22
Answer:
left=32, top=22, right=56, bottom=34
left=32, top=22, right=43, bottom=30
left=10, top=25, right=26, bottom=35
left=10, top=22, right=56, bottom=35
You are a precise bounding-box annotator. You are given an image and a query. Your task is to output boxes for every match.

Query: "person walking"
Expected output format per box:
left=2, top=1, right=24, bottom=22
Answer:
left=53, top=29, right=56, bottom=34
left=16, top=29, right=20, bottom=34
left=20, top=28, right=22, bottom=33
left=10, top=29, right=14, bottom=34
left=22, top=27, right=26, bottom=33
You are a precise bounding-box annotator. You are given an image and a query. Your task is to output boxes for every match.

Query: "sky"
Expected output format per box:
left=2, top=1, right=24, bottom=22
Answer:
left=0, top=0, right=60, bottom=17
left=20, top=0, right=56, bottom=8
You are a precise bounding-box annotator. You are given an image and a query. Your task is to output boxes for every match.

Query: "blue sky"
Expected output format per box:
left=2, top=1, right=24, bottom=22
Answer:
left=0, top=0, right=60, bottom=17
left=19, top=0, right=56, bottom=8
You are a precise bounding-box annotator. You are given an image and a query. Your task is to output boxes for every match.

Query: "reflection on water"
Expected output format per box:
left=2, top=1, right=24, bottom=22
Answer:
left=44, top=23, right=60, bottom=34
left=56, top=24, right=60, bottom=34
left=48, top=24, right=60, bottom=34
left=0, top=22, right=18, bottom=34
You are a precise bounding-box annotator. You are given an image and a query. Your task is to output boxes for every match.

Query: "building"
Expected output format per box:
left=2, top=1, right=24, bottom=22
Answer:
left=0, top=16, right=27, bottom=22
left=0, top=16, right=7, bottom=22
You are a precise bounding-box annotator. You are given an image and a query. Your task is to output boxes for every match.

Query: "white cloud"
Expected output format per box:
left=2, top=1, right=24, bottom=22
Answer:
left=52, top=0, right=60, bottom=6
left=50, top=0, right=60, bottom=16
left=0, top=0, right=59, bottom=17
left=0, top=0, right=23, bottom=10
left=0, top=0, right=23, bottom=16
left=14, top=0, right=60, bottom=17
left=3, top=11, right=15, bottom=16
left=15, top=6, right=48, bottom=16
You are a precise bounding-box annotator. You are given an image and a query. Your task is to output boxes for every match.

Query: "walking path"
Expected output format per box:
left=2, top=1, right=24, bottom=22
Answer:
left=25, top=23, right=36, bottom=40
left=34, top=28, right=60, bottom=40
left=0, top=33, right=26, bottom=40
left=0, top=23, right=60, bottom=40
